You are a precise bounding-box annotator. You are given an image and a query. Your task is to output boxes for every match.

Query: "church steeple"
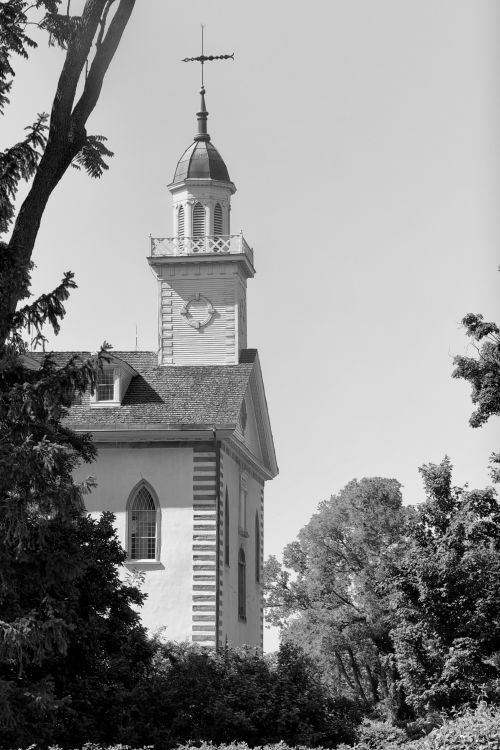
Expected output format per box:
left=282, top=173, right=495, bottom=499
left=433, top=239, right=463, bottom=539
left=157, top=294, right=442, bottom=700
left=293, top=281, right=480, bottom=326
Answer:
left=148, top=85, right=254, bottom=366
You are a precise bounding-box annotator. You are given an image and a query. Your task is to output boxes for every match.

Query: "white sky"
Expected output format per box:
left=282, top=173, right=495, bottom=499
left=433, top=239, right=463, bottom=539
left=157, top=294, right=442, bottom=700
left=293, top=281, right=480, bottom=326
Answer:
left=4, top=1, right=500, bottom=651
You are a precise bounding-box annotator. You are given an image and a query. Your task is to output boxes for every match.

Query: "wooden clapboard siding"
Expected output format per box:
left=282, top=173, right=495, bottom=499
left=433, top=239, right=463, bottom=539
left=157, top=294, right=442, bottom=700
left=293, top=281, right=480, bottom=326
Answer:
left=233, top=386, right=263, bottom=462
left=160, top=270, right=242, bottom=365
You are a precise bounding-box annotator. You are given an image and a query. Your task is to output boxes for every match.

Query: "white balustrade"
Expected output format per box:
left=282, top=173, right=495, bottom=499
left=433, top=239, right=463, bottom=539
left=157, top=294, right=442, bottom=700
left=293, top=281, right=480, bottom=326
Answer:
left=150, top=234, right=253, bottom=266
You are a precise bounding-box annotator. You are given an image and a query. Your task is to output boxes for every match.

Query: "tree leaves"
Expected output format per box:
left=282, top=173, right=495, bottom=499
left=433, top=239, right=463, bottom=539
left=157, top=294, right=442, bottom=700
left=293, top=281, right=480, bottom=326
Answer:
left=452, top=312, right=500, bottom=428
left=0, top=114, right=48, bottom=234
left=71, top=133, right=114, bottom=178
left=388, top=458, right=500, bottom=713
left=264, top=477, right=406, bottom=712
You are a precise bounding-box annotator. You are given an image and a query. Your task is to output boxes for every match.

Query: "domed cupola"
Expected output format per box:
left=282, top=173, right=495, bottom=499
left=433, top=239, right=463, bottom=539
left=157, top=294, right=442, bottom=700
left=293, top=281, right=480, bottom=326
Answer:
left=172, top=87, right=231, bottom=184
left=168, top=87, right=236, bottom=240
left=173, top=140, right=230, bottom=183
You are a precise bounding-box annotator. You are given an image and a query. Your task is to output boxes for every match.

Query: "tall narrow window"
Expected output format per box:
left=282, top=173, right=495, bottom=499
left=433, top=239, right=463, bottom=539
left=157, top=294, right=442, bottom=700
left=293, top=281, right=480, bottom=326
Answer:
left=214, top=203, right=223, bottom=236
left=96, top=369, right=115, bottom=401
left=225, top=488, right=230, bottom=566
left=239, top=474, right=247, bottom=534
left=129, top=485, right=158, bottom=560
left=255, top=511, right=261, bottom=583
left=178, top=205, right=185, bottom=237
left=192, top=202, right=205, bottom=236
left=238, top=548, right=246, bottom=620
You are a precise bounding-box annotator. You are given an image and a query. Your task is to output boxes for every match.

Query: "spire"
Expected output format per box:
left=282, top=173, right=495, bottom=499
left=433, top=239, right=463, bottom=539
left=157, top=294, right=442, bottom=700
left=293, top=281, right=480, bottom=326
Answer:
left=194, top=86, right=210, bottom=142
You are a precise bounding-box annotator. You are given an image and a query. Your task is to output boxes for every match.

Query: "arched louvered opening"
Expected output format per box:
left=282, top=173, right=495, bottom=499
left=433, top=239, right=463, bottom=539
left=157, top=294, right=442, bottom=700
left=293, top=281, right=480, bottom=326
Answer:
left=214, top=203, right=223, bottom=236
left=178, top=205, right=185, bottom=238
left=238, top=548, right=246, bottom=620
left=128, top=484, right=158, bottom=560
left=255, top=511, right=261, bottom=583
left=192, top=202, right=205, bottom=237
left=225, top=487, right=230, bottom=566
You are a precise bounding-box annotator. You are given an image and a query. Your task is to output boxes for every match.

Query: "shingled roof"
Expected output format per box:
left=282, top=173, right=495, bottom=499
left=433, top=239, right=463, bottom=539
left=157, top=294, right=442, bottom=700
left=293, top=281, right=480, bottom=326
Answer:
left=35, top=350, right=257, bottom=429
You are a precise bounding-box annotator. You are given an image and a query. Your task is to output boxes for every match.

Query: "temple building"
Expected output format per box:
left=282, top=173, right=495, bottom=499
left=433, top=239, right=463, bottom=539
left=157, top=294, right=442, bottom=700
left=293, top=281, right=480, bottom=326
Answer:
left=66, top=85, right=278, bottom=650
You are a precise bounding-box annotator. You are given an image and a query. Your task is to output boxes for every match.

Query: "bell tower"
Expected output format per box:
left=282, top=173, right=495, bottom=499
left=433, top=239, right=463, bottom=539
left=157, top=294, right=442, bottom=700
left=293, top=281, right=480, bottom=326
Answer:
left=148, top=87, right=254, bottom=366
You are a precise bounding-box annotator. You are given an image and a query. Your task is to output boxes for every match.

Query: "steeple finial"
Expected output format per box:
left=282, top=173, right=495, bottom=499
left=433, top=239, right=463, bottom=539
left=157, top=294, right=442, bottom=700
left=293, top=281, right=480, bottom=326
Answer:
left=194, top=85, right=210, bottom=142
left=183, top=28, right=234, bottom=143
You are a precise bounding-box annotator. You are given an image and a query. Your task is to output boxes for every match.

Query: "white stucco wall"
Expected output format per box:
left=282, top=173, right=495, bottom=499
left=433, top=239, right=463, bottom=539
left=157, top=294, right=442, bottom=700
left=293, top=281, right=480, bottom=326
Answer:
left=73, top=442, right=194, bottom=641
left=221, top=447, right=263, bottom=649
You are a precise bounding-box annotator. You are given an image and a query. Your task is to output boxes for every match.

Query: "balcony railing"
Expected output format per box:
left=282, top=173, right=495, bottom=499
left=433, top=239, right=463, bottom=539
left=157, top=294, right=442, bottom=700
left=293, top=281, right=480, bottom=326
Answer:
left=150, top=234, right=253, bottom=266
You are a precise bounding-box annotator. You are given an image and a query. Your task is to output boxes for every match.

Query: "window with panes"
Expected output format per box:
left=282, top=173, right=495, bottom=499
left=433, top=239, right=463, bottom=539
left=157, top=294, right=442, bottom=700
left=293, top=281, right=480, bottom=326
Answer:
left=96, top=369, right=115, bottom=401
left=129, top=485, right=158, bottom=560
left=238, top=548, right=246, bottom=620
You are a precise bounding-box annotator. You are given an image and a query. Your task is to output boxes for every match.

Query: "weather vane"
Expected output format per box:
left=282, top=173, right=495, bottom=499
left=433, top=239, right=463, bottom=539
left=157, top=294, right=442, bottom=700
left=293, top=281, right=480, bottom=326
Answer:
left=182, top=25, right=234, bottom=87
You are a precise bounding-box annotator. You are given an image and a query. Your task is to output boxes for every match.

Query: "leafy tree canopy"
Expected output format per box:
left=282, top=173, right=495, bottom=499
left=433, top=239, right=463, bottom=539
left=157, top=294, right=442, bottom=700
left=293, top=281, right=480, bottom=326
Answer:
left=265, top=477, right=407, bottom=714
left=452, top=312, right=500, bottom=429
left=388, top=457, right=500, bottom=714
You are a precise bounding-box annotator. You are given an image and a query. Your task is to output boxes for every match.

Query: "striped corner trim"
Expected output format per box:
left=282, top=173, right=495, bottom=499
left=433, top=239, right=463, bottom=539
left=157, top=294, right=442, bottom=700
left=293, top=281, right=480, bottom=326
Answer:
left=192, top=445, right=218, bottom=648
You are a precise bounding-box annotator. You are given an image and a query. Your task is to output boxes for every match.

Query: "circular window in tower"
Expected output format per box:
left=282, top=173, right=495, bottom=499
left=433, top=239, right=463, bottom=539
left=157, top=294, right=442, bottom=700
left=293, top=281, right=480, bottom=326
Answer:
left=180, top=293, right=215, bottom=329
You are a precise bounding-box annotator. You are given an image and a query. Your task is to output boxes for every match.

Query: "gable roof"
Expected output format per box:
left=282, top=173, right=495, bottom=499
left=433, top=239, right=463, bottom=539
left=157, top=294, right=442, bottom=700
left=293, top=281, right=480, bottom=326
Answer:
left=31, top=348, right=277, bottom=478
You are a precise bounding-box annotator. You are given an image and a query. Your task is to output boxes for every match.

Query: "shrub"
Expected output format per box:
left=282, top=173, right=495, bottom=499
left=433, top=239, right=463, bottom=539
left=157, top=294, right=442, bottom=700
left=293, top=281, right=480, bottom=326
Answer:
left=406, top=702, right=500, bottom=749
left=356, top=719, right=407, bottom=747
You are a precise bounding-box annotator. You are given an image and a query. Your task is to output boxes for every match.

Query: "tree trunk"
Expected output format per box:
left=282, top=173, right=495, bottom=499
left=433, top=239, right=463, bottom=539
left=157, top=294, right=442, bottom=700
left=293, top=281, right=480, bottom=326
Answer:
left=0, top=0, right=136, bottom=342
left=366, top=663, right=379, bottom=703
left=334, top=649, right=356, bottom=695
left=346, top=646, right=370, bottom=705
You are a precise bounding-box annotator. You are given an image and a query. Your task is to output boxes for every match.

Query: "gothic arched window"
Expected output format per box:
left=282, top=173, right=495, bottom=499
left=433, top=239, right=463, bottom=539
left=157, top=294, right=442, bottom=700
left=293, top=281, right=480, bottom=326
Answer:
left=192, top=202, right=205, bottom=237
left=255, top=511, right=261, bottom=583
left=225, top=487, right=230, bottom=566
left=214, top=202, right=223, bottom=236
left=178, top=205, right=185, bottom=237
left=238, top=548, right=246, bottom=620
left=128, top=484, right=159, bottom=561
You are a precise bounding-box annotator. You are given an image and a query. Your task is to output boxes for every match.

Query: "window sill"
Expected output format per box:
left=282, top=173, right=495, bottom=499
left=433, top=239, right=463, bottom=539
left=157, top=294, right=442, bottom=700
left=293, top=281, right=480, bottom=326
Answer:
left=238, top=615, right=247, bottom=623
left=125, top=560, right=164, bottom=570
left=90, top=400, right=121, bottom=408
left=238, top=529, right=249, bottom=538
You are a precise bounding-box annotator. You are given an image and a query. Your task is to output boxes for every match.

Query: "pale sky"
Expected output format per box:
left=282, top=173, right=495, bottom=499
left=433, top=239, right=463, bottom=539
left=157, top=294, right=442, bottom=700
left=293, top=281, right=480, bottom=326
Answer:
left=4, top=1, right=500, bottom=651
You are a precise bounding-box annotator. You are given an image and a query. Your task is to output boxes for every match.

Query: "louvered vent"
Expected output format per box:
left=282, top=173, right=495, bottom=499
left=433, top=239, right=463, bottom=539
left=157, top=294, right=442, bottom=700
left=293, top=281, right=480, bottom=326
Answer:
left=214, top=203, right=223, bottom=235
left=192, top=202, right=205, bottom=237
left=178, top=205, right=185, bottom=237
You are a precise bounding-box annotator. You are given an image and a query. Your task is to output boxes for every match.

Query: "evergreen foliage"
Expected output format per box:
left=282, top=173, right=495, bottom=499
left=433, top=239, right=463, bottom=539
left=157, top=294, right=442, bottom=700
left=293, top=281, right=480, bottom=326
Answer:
left=0, top=1, right=143, bottom=743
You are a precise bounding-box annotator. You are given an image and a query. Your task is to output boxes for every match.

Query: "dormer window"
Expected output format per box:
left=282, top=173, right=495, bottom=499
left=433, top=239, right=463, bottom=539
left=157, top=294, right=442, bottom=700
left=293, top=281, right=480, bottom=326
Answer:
left=96, top=369, right=115, bottom=401
left=90, top=357, right=137, bottom=407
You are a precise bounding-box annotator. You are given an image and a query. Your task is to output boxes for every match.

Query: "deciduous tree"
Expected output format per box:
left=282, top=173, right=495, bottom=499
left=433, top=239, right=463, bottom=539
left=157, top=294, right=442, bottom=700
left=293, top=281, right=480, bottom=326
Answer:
left=264, top=477, right=406, bottom=716
left=387, top=457, right=500, bottom=714
left=452, top=307, right=500, bottom=481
